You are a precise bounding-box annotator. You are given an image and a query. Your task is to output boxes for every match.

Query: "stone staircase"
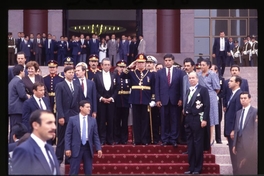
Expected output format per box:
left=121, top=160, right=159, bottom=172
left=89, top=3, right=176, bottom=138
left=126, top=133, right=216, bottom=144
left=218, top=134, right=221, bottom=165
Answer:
left=210, top=66, right=258, bottom=175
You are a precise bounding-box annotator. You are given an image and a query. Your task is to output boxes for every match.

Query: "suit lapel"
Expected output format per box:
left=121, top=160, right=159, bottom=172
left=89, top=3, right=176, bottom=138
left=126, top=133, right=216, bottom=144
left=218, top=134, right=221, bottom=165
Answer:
left=243, top=106, right=253, bottom=129
left=72, top=83, right=79, bottom=106
left=110, top=73, right=114, bottom=90
left=32, top=97, right=41, bottom=109
left=190, top=86, right=202, bottom=106
left=75, top=116, right=81, bottom=136
left=63, top=80, right=73, bottom=97
left=88, top=116, right=92, bottom=139
left=30, top=138, right=51, bottom=175
left=99, top=72, right=104, bottom=88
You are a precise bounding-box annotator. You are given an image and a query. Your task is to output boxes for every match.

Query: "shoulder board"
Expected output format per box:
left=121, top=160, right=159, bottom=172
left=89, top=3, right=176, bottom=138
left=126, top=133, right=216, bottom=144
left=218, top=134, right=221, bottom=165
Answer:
left=58, top=75, right=64, bottom=78
left=42, top=74, right=49, bottom=78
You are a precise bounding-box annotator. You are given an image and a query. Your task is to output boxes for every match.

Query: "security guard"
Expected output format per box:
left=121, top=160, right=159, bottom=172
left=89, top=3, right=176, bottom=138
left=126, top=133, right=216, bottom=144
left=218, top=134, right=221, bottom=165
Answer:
left=58, top=56, right=77, bottom=79
left=146, top=55, right=160, bottom=144
left=8, top=32, right=16, bottom=65
left=87, top=54, right=101, bottom=80
left=251, top=35, right=258, bottom=66
left=114, top=60, right=131, bottom=145
left=241, top=37, right=252, bottom=66
left=43, top=60, right=64, bottom=114
left=231, top=40, right=242, bottom=65
left=122, top=54, right=156, bottom=145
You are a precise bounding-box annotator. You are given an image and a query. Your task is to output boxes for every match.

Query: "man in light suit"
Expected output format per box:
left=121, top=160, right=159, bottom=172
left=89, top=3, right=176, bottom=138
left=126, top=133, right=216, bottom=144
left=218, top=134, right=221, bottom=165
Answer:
left=8, top=64, right=30, bottom=143
left=22, top=82, right=51, bottom=132
left=155, top=53, right=185, bottom=147
left=11, top=110, right=60, bottom=175
left=224, top=75, right=242, bottom=175
left=65, top=100, right=102, bottom=175
left=75, top=63, right=97, bottom=118
left=212, top=31, right=230, bottom=76
left=232, top=92, right=257, bottom=175
left=183, top=71, right=210, bottom=175
left=119, top=35, right=130, bottom=63
left=223, top=65, right=249, bottom=112
left=137, top=34, right=146, bottom=55
left=55, top=66, right=84, bottom=164
left=107, top=34, right=119, bottom=66
left=93, top=58, right=117, bottom=145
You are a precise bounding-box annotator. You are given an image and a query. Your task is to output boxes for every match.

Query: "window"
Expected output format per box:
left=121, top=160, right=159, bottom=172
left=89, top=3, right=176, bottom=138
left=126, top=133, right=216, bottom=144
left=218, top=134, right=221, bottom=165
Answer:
left=210, top=9, right=229, bottom=17
left=231, top=20, right=247, bottom=36
left=212, top=20, right=228, bottom=36
left=249, top=9, right=257, bottom=17
left=230, top=9, right=248, bottom=17
left=195, top=38, right=210, bottom=55
left=249, top=18, right=258, bottom=36
left=195, top=19, right=209, bottom=36
left=194, top=10, right=209, bottom=17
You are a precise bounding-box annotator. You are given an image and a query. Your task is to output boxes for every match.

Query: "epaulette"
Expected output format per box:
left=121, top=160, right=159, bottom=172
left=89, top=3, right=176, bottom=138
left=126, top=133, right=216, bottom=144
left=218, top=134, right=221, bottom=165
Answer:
left=42, top=74, right=48, bottom=78
left=58, top=75, right=64, bottom=78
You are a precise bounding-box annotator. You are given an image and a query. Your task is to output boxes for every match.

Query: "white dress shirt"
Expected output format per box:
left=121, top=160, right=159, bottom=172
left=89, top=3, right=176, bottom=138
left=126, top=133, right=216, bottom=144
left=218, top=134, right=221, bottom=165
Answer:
left=79, top=114, right=88, bottom=141
left=31, top=133, right=56, bottom=175
left=220, top=38, right=225, bottom=51
left=103, top=70, right=111, bottom=91
left=79, top=78, right=87, bottom=98
left=33, top=95, right=47, bottom=110
left=240, top=104, right=251, bottom=130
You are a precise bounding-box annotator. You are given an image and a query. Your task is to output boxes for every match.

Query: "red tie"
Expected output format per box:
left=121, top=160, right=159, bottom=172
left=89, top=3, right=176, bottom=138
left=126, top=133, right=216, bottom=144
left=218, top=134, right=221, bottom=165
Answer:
left=167, top=67, right=171, bottom=86
left=81, top=79, right=84, bottom=92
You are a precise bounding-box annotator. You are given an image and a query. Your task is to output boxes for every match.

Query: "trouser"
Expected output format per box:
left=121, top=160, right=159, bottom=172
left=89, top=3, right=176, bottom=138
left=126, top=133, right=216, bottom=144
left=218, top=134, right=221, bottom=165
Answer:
left=216, top=51, right=226, bottom=76
left=114, top=107, right=129, bottom=143
left=251, top=54, right=258, bottom=66
left=241, top=55, right=250, bottom=66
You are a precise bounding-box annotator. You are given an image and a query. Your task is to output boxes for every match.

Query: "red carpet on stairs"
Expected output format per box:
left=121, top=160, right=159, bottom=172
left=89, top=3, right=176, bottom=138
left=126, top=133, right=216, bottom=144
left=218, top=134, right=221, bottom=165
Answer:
left=65, top=144, right=220, bottom=175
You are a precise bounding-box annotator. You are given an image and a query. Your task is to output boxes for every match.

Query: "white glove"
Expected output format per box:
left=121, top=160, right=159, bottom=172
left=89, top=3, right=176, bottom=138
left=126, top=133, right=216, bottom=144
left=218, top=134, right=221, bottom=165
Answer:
left=149, top=101, right=155, bottom=107
left=243, top=51, right=247, bottom=55
left=217, top=96, right=219, bottom=101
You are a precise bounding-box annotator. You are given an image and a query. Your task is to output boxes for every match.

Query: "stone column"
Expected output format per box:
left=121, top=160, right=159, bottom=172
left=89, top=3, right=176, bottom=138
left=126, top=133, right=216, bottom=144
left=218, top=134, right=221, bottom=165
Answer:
left=23, top=10, right=48, bottom=36
left=8, top=10, right=24, bottom=38
left=48, top=10, right=63, bottom=40
left=157, top=10, right=180, bottom=53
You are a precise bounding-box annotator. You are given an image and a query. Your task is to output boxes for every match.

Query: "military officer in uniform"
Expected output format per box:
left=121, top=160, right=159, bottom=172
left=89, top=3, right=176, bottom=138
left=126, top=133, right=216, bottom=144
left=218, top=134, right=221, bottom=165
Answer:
left=87, top=54, right=101, bottom=81
left=8, top=32, right=16, bottom=65
left=58, top=56, right=77, bottom=79
left=114, top=60, right=131, bottom=144
left=122, top=54, right=156, bottom=145
left=251, top=35, right=258, bottom=66
left=241, top=37, right=252, bottom=67
left=146, top=55, right=160, bottom=144
left=231, top=40, right=242, bottom=65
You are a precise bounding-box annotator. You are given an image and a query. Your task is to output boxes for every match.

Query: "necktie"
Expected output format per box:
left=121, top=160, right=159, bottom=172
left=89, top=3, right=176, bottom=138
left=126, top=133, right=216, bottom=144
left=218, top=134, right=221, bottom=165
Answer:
left=227, top=92, right=234, bottom=106
left=44, top=144, right=55, bottom=174
left=82, top=116, right=86, bottom=145
left=70, top=83, right=74, bottom=95
left=81, top=79, right=84, bottom=92
left=238, top=109, right=245, bottom=137
left=39, top=99, right=43, bottom=109
left=167, top=67, right=171, bottom=85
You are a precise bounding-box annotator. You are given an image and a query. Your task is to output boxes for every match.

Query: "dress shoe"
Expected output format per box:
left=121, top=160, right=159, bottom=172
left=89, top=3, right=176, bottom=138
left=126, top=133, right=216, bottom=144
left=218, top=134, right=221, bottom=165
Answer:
left=216, top=141, right=222, bottom=144
left=182, top=151, right=188, bottom=154
left=184, top=171, right=192, bottom=174
left=160, top=142, right=169, bottom=146
left=192, top=171, right=200, bottom=174
left=172, top=142, right=178, bottom=147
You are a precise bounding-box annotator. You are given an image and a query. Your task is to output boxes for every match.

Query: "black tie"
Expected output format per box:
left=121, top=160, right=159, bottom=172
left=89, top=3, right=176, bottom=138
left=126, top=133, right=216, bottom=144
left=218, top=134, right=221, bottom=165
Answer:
left=44, top=144, right=55, bottom=174
left=70, top=83, right=74, bottom=95
left=238, top=109, right=245, bottom=137
left=39, top=99, right=43, bottom=109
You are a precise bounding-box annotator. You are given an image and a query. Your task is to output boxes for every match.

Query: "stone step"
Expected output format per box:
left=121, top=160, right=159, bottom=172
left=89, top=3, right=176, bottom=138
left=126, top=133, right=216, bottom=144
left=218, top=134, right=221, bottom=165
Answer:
left=215, top=154, right=231, bottom=164
left=211, top=144, right=230, bottom=155
left=219, top=164, right=233, bottom=175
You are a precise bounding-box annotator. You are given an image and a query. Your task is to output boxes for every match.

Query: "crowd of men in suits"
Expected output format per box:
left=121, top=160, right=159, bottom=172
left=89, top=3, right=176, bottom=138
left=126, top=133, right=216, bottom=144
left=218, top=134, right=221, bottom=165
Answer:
left=8, top=33, right=257, bottom=174
left=8, top=32, right=146, bottom=68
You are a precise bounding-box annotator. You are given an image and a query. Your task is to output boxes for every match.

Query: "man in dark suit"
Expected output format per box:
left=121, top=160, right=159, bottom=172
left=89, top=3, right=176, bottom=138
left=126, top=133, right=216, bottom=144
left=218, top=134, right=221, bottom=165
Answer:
left=223, top=65, right=249, bottom=112
left=226, top=37, right=234, bottom=67
left=8, top=51, right=28, bottom=83
left=8, top=64, right=30, bottom=143
left=155, top=53, right=185, bottom=147
left=210, top=65, right=225, bottom=144
left=11, top=110, right=60, bottom=175
left=93, top=58, right=116, bottom=145
left=224, top=75, right=243, bottom=175
left=79, top=34, right=88, bottom=63
left=56, top=36, right=67, bottom=66
left=251, top=35, right=258, bottom=66
left=71, top=36, right=82, bottom=66
left=119, top=35, right=130, bottom=63
left=183, top=71, right=210, bottom=175
left=89, top=33, right=99, bottom=56
left=232, top=92, right=257, bottom=175
left=75, top=63, right=97, bottom=118
left=22, top=82, right=51, bottom=132
left=41, top=32, right=47, bottom=65
left=33, top=33, right=43, bottom=65
left=45, top=33, right=56, bottom=65
left=55, top=66, right=84, bottom=164
left=212, top=31, right=230, bottom=76
left=8, top=122, right=28, bottom=153
left=65, top=100, right=102, bottom=175
left=19, top=35, right=32, bottom=63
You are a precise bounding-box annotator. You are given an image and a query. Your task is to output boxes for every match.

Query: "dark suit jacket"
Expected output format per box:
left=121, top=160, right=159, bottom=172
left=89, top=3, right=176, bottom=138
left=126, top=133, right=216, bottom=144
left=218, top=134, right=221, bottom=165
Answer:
left=56, top=41, right=67, bottom=55
left=11, top=137, right=60, bottom=175
left=72, top=41, right=82, bottom=55
left=74, top=78, right=97, bottom=114
left=119, top=40, right=130, bottom=56
left=8, top=141, right=18, bottom=153
left=93, top=72, right=116, bottom=100
left=8, top=76, right=28, bottom=115
left=79, top=39, right=88, bottom=54
left=32, top=38, right=43, bottom=54
left=55, top=80, right=84, bottom=122
left=233, top=106, right=257, bottom=160
left=224, top=89, right=242, bottom=137
left=65, top=115, right=102, bottom=158
left=45, top=39, right=56, bottom=54
left=155, top=67, right=185, bottom=105
left=184, top=84, right=211, bottom=151
left=223, top=78, right=249, bottom=107
left=89, top=39, right=99, bottom=55
left=212, top=37, right=230, bottom=57
left=22, top=74, right=48, bottom=96
left=22, top=96, right=51, bottom=131
left=20, top=40, right=32, bottom=57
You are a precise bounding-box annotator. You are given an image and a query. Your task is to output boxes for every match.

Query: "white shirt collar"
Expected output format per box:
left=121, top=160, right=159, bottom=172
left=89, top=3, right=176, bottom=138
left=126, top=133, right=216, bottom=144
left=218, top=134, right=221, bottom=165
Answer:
left=31, top=133, right=46, bottom=147
left=189, top=83, right=198, bottom=91
left=232, top=87, right=240, bottom=94
left=103, top=70, right=110, bottom=75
